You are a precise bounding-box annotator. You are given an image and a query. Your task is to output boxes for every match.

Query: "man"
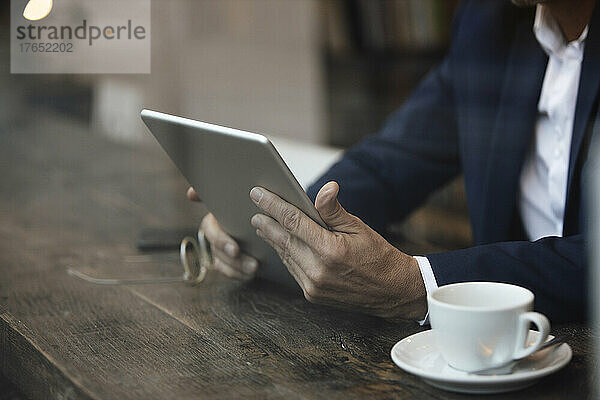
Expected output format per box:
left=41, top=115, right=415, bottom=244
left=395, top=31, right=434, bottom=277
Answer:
left=188, top=0, right=598, bottom=323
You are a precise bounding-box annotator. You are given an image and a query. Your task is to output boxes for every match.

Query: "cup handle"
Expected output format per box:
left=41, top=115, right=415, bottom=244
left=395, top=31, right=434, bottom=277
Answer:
left=512, top=311, right=550, bottom=360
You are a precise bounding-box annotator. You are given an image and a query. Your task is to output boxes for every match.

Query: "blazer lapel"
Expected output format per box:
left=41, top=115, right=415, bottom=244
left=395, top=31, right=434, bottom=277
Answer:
left=480, top=14, right=547, bottom=243
left=566, top=4, right=600, bottom=213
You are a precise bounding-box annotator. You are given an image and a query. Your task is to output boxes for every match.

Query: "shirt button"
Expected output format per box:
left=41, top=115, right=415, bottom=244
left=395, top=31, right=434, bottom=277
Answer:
left=554, top=148, right=561, bottom=157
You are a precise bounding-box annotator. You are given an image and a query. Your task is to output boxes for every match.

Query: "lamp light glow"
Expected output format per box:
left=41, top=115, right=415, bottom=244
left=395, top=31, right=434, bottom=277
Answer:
left=23, top=0, right=53, bottom=21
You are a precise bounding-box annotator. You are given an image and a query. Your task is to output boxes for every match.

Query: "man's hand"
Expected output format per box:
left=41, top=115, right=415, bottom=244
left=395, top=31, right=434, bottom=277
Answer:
left=187, top=187, right=258, bottom=280
left=249, top=181, right=427, bottom=320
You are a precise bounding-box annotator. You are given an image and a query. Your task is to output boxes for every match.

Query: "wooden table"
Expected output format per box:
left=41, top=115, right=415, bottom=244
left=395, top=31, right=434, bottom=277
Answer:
left=0, top=113, right=594, bottom=399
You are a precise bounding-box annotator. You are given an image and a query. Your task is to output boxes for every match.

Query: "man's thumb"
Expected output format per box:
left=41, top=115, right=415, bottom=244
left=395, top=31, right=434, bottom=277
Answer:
left=315, top=182, right=360, bottom=233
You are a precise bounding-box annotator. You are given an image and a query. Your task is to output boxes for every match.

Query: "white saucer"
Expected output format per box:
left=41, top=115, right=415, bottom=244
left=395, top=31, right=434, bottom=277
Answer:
left=390, top=330, right=572, bottom=394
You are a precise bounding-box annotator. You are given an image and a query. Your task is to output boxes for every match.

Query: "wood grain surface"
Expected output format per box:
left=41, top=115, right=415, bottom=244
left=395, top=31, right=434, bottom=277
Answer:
left=0, top=114, right=595, bottom=399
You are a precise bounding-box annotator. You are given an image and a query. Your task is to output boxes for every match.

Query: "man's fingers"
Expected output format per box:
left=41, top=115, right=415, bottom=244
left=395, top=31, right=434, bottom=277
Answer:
left=250, top=187, right=329, bottom=252
left=211, top=246, right=258, bottom=276
left=213, top=257, right=250, bottom=280
left=254, top=228, right=313, bottom=296
left=201, top=213, right=240, bottom=257
left=251, top=213, right=310, bottom=263
left=251, top=213, right=324, bottom=286
left=315, top=181, right=362, bottom=234
left=187, top=187, right=201, bottom=202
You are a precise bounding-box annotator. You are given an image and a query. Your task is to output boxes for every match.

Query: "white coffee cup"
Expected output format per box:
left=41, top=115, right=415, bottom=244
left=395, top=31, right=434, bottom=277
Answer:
left=428, top=282, right=550, bottom=372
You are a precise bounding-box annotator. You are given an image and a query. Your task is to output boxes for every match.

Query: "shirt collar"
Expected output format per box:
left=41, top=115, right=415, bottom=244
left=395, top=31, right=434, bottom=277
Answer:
left=534, top=4, right=588, bottom=57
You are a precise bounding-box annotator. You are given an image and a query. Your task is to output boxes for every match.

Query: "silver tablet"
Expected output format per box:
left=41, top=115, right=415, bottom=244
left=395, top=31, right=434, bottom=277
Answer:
left=141, top=109, right=327, bottom=289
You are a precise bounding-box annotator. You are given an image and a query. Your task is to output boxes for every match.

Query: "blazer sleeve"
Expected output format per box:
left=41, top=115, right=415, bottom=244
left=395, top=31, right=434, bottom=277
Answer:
left=306, top=2, right=476, bottom=234
left=426, top=235, right=586, bottom=323
left=306, top=56, right=461, bottom=234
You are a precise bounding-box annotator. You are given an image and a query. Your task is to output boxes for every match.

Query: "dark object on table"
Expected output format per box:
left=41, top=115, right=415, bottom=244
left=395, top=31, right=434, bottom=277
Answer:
left=136, top=227, right=198, bottom=251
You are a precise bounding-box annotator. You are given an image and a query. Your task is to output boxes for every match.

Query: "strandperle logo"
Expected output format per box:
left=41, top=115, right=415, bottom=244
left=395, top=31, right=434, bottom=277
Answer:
left=16, top=19, right=147, bottom=46
left=11, top=0, right=151, bottom=74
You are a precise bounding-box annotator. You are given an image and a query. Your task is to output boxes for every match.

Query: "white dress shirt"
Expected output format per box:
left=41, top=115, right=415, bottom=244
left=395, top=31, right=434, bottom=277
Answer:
left=415, top=4, right=588, bottom=324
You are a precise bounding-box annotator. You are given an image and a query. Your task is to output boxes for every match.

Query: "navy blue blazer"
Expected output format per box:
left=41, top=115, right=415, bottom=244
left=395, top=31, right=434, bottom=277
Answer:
left=307, top=1, right=600, bottom=323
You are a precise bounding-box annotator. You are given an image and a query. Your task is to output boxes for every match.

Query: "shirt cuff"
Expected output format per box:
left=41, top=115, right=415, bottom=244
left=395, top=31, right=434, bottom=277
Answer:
left=414, top=256, right=439, bottom=326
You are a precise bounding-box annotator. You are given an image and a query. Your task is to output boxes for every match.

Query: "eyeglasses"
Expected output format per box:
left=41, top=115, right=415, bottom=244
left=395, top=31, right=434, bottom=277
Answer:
left=68, top=229, right=212, bottom=285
